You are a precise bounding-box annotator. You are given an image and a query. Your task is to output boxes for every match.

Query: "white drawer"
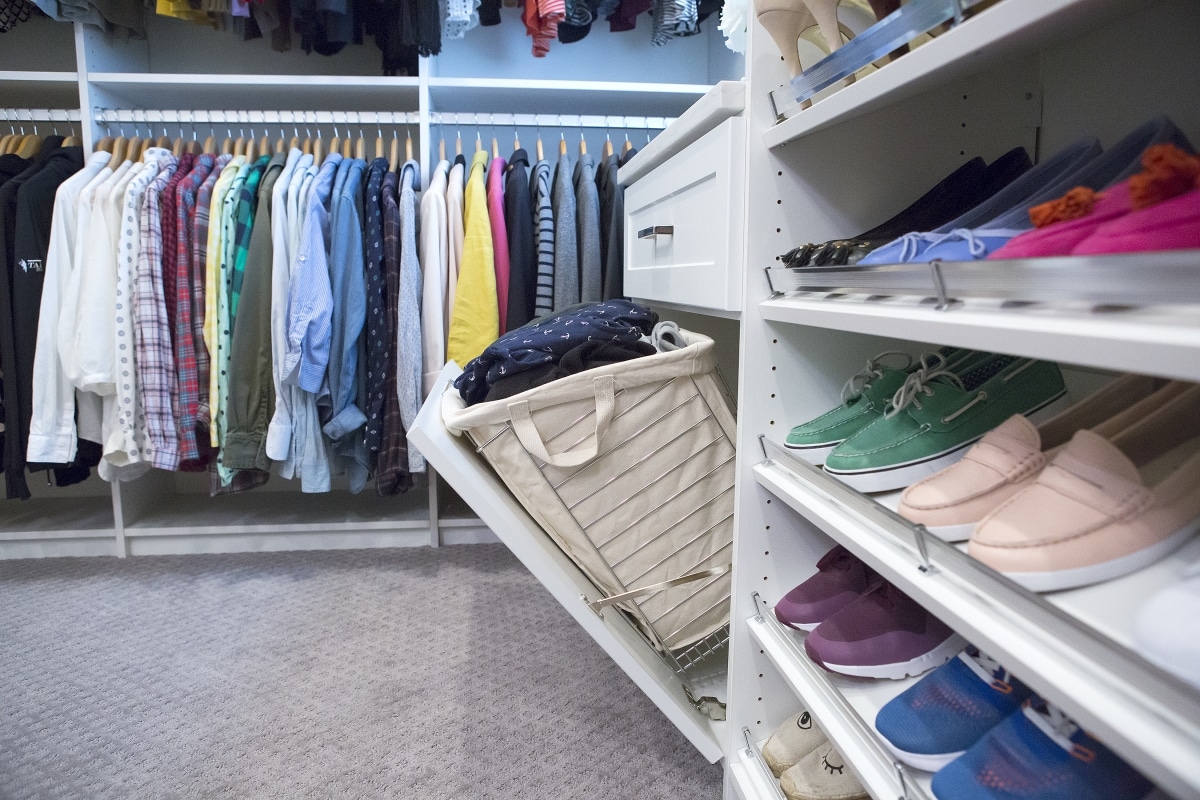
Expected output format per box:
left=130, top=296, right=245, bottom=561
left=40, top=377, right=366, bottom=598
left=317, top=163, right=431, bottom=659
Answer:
left=624, top=117, right=745, bottom=313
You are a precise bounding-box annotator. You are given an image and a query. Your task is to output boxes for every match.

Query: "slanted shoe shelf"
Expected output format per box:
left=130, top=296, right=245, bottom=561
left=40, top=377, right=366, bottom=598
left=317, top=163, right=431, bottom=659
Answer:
left=746, top=592, right=934, bottom=800
left=752, top=437, right=1200, bottom=800
left=729, top=731, right=787, bottom=800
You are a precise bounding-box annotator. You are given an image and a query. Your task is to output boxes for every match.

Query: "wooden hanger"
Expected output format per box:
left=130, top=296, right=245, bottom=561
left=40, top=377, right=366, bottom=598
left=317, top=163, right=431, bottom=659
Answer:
left=514, top=132, right=520, bottom=152
left=455, top=131, right=462, bottom=157
left=405, top=131, right=413, bottom=163
left=388, top=135, right=399, bottom=172
left=327, top=131, right=341, bottom=160
left=139, top=137, right=153, bottom=160
left=355, top=135, right=365, bottom=161
left=0, top=134, right=15, bottom=154
left=602, top=135, right=614, bottom=159
left=558, top=135, right=567, bottom=157
left=156, top=134, right=171, bottom=149
left=341, top=138, right=352, bottom=158
left=312, top=136, right=323, bottom=165
left=94, top=135, right=114, bottom=153
left=491, top=135, right=499, bottom=160
left=375, top=133, right=385, bottom=161
left=62, top=133, right=81, bottom=148
left=289, top=133, right=301, bottom=152
left=16, top=134, right=43, bottom=159
left=260, top=133, right=272, bottom=156
left=111, top=136, right=128, bottom=165
left=475, top=130, right=482, bottom=156
left=244, top=135, right=256, bottom=162
left=172, top=136, right=185, bottom=157
left=622, top=136, right=634, bottom=156
left=578, top=134, right=587, bottom=156
left=536, top=132, right=544, bottom=162
left=438, top=137, right=446, bottom=162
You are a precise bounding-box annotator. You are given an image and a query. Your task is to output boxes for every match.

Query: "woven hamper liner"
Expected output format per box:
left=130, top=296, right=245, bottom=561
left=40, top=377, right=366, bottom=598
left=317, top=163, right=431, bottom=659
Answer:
left=443, top=330, right=735, bottom=655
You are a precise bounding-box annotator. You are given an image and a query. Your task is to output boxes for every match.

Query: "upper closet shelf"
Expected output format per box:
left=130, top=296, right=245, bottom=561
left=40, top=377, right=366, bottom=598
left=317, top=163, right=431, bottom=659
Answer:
left=86, top=73, right=420, bottom=111
left=0, top=71, right=78, bottom=83
left=426, top=77, right=710, bottom=117
left=762, top=0, right=1133, bottom=149
left=753, top=441, right=1200, bottom=800
left=759, top=293, right=1200, bottom=383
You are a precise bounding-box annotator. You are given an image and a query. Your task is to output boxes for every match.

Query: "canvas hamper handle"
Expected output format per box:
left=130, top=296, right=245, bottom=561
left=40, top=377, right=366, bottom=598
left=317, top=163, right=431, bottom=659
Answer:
left=586, top=565, right=732, bottom=613
left=508, top=375, right=617, bottom=468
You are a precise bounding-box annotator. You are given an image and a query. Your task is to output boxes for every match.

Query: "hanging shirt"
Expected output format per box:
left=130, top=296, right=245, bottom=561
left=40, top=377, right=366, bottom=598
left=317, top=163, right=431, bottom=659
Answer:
left=551, top=150, right=578, bottom=310
left=531, top=157, right=555, bottom=317
left=442, top=0, right=480, bottom=39
left=171, top=154, right=215, bottom=466
left=134, top=154, right=181, bottom=471
left=596, top=149, right=631, bottom=300
left=504, top=149, right=535, bottom=330
left=192, top=153, right=233, bottom=435
left=204, top=154, right=245, bottom=447
left=445, top=158, right=466, bottom=335
left=377, top=170, right=413, bottom=496
left=27, top=150, right=111, bottom=468
left=361, top=157, right=390, bottom=458
left=226, top=152, right=287, bottom=472
left=285, top=153, right=341, bottom=494
left=447, top=150, right=498, bottom=368
left=230, top=154, right=271, bottom=322
left=397, top=159, right=425, bottom=474
left=105, top=152, right=168, bottom=479
left=486, top=153, right=510, bottom=333
left=266, top=151, right=313, bottom=474
left=574, top=151, right=602, bottom=303
left=419, top=159, right=449, bottom=398
left=160, top=152, right=195, bottom=344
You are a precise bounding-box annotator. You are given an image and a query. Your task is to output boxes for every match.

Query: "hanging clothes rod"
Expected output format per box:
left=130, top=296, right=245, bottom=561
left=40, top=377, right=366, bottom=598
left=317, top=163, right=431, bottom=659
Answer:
left=3, top=108, right=83, bottom=123
left=429, top=112, right=673, bottom=130
left=93, top=109, right=422, bottom=126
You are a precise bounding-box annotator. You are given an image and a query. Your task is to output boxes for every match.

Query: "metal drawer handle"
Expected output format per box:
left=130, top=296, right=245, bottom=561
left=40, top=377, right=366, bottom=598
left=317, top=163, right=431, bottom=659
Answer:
left=638, top=225, right=674, bottom=239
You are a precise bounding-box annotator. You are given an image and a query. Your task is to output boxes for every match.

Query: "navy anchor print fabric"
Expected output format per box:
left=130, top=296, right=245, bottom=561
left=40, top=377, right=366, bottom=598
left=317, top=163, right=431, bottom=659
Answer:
left=453, top=299, right=657, bottom=405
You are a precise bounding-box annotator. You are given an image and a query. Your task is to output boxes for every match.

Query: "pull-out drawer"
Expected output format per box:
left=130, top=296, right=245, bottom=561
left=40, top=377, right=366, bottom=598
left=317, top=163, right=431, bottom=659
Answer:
left=624, top=118, right=746, bottom=313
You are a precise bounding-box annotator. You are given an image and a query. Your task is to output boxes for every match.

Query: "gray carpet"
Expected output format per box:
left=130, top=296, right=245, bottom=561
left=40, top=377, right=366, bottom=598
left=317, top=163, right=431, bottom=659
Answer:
left=0, top=545, right=723, bottom=799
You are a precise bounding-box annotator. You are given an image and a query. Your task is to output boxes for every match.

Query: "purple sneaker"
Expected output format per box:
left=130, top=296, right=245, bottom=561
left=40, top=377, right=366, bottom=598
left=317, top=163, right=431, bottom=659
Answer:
left=775, top=546, right=878, bottom=631
left=804, top=581, right=966, bottom=680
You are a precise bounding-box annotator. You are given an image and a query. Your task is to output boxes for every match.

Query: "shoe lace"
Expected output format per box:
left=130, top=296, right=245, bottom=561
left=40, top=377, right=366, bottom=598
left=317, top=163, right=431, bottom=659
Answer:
left=840, top=351, right=912, bottom=404
left=933, top=228, right=990, bottom=258
left=885, top=352, right=965, bottom=418
left=893, top=231, right=943, bottom=262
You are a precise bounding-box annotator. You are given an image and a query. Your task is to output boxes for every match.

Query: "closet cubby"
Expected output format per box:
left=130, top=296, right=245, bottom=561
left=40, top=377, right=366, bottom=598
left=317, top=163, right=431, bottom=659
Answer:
left=728, top=0, right=1200, bottom=798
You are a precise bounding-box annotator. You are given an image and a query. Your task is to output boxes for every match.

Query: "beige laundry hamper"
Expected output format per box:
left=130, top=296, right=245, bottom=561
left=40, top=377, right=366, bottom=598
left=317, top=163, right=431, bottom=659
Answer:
left=442, top=330, right=735, bottom=713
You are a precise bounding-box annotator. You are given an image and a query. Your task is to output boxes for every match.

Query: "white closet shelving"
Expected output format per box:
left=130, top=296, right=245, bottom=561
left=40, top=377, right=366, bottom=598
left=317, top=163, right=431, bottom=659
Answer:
left=0, top=8, right=740, bottom=559
left=726, top=1, right=1200, bottom=800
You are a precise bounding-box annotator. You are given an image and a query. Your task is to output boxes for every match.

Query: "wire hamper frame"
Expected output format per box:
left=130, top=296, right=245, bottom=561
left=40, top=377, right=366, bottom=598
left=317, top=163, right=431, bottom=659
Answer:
left=446, top=332, right=735, bottom=719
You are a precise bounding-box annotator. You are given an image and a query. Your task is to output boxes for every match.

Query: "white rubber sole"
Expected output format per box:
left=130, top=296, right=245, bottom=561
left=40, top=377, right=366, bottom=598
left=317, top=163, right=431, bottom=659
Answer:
left=1002, top=519, right=1200, bottom=593
left=783, top=440, right=839, bottom=466
left=925, top=522, right=977, bottom=543
left=819, top=633, right=966, bottom=680
left=824, top=443, right=975, bottom=494
left=879, top=738, right=965, bottom=773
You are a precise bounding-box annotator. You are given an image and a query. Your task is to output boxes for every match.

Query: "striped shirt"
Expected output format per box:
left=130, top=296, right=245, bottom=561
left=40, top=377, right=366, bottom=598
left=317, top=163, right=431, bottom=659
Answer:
left=531, top=159, right=555, bottom=316
left=173, top=153, right=214, bottom=465
left=192, top=153, right=233, bottom=431
left=376, top=170, right=412, bottom=496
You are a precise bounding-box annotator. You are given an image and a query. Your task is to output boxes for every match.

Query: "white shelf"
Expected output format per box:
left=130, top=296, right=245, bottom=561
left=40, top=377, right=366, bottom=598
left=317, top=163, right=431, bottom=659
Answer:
left=427, top=77, right=710, bottom=118
left=87, top=73, right=420, bottom=110
left=0, top=71, right=78, bottom=83
left=747, top=607, right=933, bottom=800
left=752, top=452, right=1200, bottom=800
left=762, top=0, right=1135, bottom=149
left=408, top=364, right=726, bottom=763
left=0, top=495, right=115, bottom=536
left=760, top=294, right=1200, bottom=383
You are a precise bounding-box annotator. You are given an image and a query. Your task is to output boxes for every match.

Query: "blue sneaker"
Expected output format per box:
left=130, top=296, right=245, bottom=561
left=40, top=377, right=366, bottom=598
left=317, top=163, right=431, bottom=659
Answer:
left=874, top=648, right=1031, bottom=772
left=931, top=700, right=1153, bottom=800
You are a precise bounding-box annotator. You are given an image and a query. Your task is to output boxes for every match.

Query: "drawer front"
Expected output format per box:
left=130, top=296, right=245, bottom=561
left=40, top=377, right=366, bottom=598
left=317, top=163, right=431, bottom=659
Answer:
left=624, top=118, right=745, bottom=313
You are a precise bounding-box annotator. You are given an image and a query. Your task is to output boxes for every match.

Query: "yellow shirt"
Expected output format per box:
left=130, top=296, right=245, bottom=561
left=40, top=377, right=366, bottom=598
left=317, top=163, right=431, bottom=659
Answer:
left=204, top=156, right=244, bottom=444
left=446, top=150, right=499, bottom=367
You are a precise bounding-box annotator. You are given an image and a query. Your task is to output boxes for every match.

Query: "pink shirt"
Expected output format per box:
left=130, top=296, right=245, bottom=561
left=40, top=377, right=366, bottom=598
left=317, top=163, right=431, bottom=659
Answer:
left=487, top=156, right=511, bottom=333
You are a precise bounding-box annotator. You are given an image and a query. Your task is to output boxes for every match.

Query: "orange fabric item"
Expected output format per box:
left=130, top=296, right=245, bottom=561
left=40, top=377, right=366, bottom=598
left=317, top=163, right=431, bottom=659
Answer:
left=1029, top=186, right=1097, bottom=228
left=1129, top=143, right=1200, bottom=210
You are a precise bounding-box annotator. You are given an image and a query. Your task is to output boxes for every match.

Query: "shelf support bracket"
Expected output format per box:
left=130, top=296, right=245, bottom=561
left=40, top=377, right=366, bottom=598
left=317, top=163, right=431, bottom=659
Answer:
left=912, top=524, right=938, bottom=575
left=930, top=260, right=956, bottom=311
left=757, top=434, right=771, bottom=465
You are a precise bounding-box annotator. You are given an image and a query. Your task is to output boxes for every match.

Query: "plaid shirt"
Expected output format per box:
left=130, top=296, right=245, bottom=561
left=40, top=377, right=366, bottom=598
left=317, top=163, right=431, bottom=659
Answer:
left=172, top=154, right=214, bottom=464
left=191, top=154, right=231, bottom=433
left=134, top=155, right=180, bottom=471
left=230, top=155, right=270, bottom=323
left=160, top=152, right=194, bottom=339
left=376, top=171, right=413, bottom=496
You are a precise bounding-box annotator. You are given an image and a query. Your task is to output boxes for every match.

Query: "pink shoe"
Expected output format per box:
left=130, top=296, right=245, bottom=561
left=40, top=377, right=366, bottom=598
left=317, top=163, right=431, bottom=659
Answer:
left=1072, top=187, right=1200, bottom=255
left=988, top=181, right=1132, bottom=259
left=898, top=375, right=1184, bottom=541
left=969, top=386, right=1200, bottom=592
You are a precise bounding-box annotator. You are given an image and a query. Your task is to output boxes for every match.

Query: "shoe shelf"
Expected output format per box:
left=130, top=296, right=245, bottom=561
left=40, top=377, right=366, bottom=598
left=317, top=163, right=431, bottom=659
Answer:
left=746, top=595, right=934, bottom=800
left=752, top=437, right=1200, bottom=800
left=762, top=0, right=1135, bottom=149
left=408, top=364, right=727, bottom=763
left=759, top=289, right=1200, bottom=384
